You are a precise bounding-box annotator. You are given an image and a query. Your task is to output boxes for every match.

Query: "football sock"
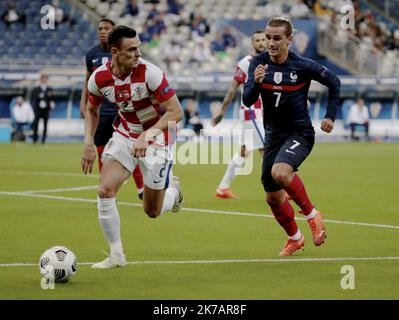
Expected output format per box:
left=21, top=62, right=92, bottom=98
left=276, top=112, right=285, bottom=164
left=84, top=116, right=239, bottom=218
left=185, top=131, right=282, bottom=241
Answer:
left=219, top=153, right=245, bottom=189
left=289, top=229, right=302, bottom=241
left=305, top=207, right=317, bottom=220
left=160, top=186, right=178, bottom=214
left=96, top=145, right=105, bottom=172
left=97, top=197, right=123, bottom=255
left=285, top=174, right=314, bottom=215
left=132, top=165, right=144, bottom=193
left=110, top=240, right=124, bottom=257
left=271, top=198, right=298, bottom=237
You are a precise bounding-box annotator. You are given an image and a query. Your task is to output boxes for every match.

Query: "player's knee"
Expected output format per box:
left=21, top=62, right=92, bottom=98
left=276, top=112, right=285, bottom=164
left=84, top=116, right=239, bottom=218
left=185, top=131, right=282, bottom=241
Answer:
left=98, top=185, right=116, bottom=198
left=143, top=205, right=161, bottom=219
left=144, top=209, right=160, bottom=219
left=266, top=195, right=281, bottom=208
left=271, top=168, right=291, bottom=186
left=266, top=198, right=276, bottom=207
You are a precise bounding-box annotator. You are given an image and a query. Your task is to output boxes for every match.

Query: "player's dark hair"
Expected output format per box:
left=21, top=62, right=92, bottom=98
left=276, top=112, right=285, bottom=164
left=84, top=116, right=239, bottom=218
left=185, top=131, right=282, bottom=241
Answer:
left=252, top=29, right=265, bottom=40
left=98, top=18, right=115, bottom=26
left=253, top=30, right=265, bottom=36
left=108, top=26, right=137, bottom=49
left=267, top=16, right=293, bottom=37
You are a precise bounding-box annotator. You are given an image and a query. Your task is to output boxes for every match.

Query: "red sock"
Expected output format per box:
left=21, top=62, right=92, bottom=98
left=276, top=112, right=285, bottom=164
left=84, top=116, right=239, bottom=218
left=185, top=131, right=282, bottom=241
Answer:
left=270, top=198, right=298, bottom=237
left=285, top=174, right=313, bottom=215
left=132, top=165, right=144, bottom=190
left=96, top=145, right=105, bottom=172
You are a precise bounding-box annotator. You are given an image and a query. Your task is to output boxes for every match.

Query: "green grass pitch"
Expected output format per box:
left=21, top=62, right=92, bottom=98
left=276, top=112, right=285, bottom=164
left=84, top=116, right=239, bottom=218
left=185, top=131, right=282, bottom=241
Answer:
left=0, top=141, right=398, bottom=299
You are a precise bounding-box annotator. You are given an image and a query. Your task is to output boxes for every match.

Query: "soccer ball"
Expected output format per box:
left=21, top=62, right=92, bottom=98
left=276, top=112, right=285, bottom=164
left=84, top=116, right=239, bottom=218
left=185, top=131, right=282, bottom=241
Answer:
left=39, top=246, right=78, bottom=283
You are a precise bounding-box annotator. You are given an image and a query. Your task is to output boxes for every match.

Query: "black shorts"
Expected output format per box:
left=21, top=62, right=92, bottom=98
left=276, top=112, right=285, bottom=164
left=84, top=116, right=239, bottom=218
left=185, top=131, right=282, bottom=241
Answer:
left=94, top=116, right=116, bottom=147
left=261, top=133, right=315, bottom=192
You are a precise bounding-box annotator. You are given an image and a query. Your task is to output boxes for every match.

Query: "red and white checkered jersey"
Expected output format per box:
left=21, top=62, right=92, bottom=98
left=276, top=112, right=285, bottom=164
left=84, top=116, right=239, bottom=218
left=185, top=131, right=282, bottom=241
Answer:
left=87, top=58, right=175, bottom=143
left=234, top=55, right=263, bottom=121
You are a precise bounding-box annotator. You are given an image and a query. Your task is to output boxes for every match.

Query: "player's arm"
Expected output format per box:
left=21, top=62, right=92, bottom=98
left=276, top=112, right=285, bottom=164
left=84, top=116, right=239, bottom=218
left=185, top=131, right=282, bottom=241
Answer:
left=132, top=94, right=183, bottom=158
left=212, top=79, right=241, bottom=126
left=81, top=99, right=100, bottom=174
left=81, top=73, right=103, bottom=174
left=243, top=57, right=267, bottom=108
left=79, top=71, right=92, bottom=119
left=309, top=61, right=341, bottom=133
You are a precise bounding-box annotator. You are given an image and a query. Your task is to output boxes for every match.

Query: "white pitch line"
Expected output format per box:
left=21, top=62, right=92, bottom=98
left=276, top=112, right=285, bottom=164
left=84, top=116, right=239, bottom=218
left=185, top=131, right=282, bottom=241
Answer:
left=2, top=256, right=399, bottom=268
left=22, top=185, right=98, bottom=194
left=1, top=191, right=399, bottom=230
left=0, top=191, right=142, bottom=207
left=0, top=170, right=99, bottom=179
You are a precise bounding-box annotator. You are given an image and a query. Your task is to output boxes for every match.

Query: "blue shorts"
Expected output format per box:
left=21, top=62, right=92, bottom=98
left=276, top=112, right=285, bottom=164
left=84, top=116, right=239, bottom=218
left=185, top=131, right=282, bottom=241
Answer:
left=94, top=116, right=116, bottom=147
left=261, top=133, right=314, bottom=192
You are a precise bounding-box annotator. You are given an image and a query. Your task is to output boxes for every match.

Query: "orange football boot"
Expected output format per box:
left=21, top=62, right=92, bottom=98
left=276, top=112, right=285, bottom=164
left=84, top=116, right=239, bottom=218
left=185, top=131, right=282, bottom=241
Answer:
left=215, top=188, right=238, bottom=199
left=307, top=210, right=327, bottom=246
left=279, top=234, right=305, bottom=256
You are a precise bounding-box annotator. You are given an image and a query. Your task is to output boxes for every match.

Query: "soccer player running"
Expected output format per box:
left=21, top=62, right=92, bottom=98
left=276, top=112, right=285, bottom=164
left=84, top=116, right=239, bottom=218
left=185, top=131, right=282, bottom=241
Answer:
left=81, top=26, right=184, bottom=268
left=243, top=17, right=341, bottom=256
left=80, top=18, right=144, bottom=200
left=212, top=30, right=266, bottom=199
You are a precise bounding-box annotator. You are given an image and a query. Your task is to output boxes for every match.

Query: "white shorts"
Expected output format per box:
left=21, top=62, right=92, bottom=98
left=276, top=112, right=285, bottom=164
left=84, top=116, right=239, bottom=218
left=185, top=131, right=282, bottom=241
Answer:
left=102, top=131, right=174, bottom=190
left=239, top=120, right=265, bottom=151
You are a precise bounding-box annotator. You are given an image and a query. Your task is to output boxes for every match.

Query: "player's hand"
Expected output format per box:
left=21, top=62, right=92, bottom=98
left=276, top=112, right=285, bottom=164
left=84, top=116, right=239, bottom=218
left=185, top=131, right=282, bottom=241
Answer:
left=321, top=118, right=334, bottom=133
left=132, top=134, right=148, bottom=158
left=81, top=143, right=96, bottom=174
left=254, top=64, right=268, bottom=83
left=79, top=101, right=86, bottom=119
left=211, top=114, right=223, bottom=126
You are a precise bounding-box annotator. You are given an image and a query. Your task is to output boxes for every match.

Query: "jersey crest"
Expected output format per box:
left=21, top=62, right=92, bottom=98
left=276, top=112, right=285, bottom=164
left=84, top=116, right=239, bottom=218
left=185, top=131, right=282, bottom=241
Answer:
left=273, top=72, right=283, bottom=84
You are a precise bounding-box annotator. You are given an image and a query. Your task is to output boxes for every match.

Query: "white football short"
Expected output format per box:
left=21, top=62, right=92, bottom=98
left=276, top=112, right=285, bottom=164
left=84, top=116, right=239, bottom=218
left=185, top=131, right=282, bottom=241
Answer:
left=102, top=131, right=174, bottom=190
left=239, top=120, right=265, bottom=151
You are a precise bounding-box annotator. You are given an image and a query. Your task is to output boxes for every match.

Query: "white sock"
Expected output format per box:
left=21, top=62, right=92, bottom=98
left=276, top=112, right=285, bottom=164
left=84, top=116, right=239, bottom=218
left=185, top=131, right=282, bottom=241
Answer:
left=97, top=197, right=123, bottom=255
left=110, top=240, right=124, bottom=257
left=289, top=229, right=302, bottom=241
left=305, top=208, right=317, bottom=220
left=160, top=186, right=178, bottom=214
left=219, top=153, right=245, bottom=189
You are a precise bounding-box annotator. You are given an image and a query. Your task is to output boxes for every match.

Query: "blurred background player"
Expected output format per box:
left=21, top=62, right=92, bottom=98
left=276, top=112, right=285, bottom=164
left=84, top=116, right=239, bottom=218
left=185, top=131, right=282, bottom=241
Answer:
left=212, top=30, right=266, bottom=199
left=31, top=74, right=55, bottom=144
left=81, top=26, right=184, bottom=269
left=80, top=18, right=144, bottom=200
left=244, top=17, right=341, bottom=256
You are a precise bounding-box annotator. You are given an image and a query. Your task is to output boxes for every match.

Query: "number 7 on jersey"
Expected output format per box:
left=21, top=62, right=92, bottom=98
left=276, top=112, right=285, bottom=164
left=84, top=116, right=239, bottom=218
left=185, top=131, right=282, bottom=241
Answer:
left=273, top=92, right=281, bottom=107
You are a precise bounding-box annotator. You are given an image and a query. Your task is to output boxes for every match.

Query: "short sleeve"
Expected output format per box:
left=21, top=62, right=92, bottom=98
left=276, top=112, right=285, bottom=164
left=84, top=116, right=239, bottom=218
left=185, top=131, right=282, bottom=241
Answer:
left=87, top=72, right=104, bottom=105
left=146, top=63, right=175, bottom=103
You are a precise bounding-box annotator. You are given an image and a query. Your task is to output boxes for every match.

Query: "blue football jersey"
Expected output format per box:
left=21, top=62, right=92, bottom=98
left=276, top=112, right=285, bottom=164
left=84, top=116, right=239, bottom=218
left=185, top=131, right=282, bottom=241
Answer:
left=85, top=44, right=117, bottom=117
left=244, top=51, right=341, bottom=137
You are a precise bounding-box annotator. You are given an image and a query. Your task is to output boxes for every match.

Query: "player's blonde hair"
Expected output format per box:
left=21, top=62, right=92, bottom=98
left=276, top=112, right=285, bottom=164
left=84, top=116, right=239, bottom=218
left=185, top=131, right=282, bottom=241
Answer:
left=266, top=16, right=293, bottom=37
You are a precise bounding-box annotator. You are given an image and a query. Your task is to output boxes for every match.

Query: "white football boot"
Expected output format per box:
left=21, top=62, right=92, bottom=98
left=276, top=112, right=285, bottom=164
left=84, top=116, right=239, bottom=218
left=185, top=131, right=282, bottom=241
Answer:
left=91, top=253, right=127, bottom=269
left=171, top=176, right=184, bottom=213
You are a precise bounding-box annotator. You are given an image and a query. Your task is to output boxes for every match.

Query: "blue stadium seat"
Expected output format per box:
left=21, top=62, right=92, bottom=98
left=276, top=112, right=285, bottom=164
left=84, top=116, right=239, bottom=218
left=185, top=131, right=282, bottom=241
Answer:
left=0, top=22, right=6, bottom=33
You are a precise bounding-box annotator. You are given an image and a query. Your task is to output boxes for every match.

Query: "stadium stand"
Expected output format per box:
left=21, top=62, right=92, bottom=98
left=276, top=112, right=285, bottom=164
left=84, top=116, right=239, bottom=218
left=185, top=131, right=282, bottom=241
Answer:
left=0, top=0, right=398, bottom=142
